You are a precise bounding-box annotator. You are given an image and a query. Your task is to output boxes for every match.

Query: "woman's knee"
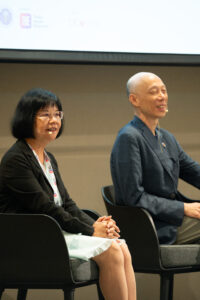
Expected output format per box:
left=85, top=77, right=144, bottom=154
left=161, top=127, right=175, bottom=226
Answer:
left=93, top=241, right=124, bottom=266
left=109, top=241, right=125, bottom=264
left=120, top=243, right=133, bottom=266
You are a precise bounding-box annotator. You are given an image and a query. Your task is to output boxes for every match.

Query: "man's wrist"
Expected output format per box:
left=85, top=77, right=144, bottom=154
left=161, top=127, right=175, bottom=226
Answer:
left=184, top=203, right=189, bottom=216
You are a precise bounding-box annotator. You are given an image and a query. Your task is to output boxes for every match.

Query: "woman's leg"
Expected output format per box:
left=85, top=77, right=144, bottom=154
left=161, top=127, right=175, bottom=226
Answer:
left=120, top=243, right=136, bottom=300
left=92, top=241, right=136, bottom=300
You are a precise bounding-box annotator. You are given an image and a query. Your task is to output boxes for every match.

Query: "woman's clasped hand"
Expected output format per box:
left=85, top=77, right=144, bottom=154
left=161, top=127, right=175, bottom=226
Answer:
left=93, top=216, right=120, bottom=239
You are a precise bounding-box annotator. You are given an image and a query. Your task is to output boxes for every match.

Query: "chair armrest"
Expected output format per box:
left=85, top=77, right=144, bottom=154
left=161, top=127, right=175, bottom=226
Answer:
left=123, top=206, right=161, bottom=270
left=0, top=213, right=74, bottom=285
left=103, top=198, right=162, bottom=271
left=102, top=185, right=162, bottom=271
left=82, top=209, right=101, bottom=220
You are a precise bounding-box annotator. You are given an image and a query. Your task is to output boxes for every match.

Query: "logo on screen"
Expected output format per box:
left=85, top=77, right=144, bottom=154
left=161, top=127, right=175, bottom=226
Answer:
left=20, top=13, right=31, bottom=28
left=0, top=8, right=12, bottom=25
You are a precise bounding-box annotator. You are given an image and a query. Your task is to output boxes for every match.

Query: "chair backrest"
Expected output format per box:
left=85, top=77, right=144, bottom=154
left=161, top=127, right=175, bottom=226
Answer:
left=101, top=185, right=162, bottom=271
left=0, top=213, right=74, bottom=286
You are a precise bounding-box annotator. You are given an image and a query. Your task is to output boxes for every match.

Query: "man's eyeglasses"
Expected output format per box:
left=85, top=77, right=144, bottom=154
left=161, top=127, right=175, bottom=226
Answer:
left=36, top=111, right=64, bottom=121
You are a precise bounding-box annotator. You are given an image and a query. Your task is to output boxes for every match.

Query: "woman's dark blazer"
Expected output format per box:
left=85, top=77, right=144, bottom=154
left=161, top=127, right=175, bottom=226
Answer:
left=111, top=116, right=200, bottom=244
left=0, top=139, right=94, bottom=236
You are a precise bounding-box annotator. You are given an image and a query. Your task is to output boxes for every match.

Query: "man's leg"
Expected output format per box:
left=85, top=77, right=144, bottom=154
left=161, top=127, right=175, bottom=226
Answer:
left=175, top=216, right=200, bottom=244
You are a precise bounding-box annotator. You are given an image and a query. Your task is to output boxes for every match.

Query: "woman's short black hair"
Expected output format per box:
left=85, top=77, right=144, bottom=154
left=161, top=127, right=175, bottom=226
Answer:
left=11, top=88, right=64, bottom=139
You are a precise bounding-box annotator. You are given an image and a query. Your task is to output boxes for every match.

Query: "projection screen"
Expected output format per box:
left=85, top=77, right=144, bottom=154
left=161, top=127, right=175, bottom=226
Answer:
left=0, top=0, right=200, bottom=64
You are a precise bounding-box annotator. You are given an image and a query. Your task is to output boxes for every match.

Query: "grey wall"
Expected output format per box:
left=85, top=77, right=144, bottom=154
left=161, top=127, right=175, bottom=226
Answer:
left=0, top=62, right=200, bottom=300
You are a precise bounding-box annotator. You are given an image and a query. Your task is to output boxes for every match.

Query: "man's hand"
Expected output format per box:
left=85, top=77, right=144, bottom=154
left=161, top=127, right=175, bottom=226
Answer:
left=184, top=202, right=200, bottom=219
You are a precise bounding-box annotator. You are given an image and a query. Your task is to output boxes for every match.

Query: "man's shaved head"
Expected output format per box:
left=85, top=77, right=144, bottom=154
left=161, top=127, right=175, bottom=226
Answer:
left=126, top=72, right=162, bottom=96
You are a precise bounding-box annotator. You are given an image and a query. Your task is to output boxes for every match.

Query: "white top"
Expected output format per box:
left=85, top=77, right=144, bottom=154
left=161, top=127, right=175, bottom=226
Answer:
left=30, top=146, right=62, bottom=206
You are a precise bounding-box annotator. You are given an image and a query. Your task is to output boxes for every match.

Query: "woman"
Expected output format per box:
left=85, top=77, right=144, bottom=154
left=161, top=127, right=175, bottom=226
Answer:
left=0, top=88, right=136, bottom=300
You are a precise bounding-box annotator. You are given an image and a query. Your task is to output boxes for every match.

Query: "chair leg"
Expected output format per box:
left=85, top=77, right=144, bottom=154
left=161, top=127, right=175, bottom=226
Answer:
left=63, top=288, right=75, bottom=300
left=160, top=273, right=174, bottom=300
left=17, top=289, right=28, bottom=300
left=96, top=282, right=104, bottom=300
left=0, top=288, right=4, bottom=299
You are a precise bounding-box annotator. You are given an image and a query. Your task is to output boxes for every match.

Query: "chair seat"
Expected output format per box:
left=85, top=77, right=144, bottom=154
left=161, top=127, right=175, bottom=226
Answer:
left=70, top=258, right=99, bottom=282
left=160, top=244, right=200, bottom=268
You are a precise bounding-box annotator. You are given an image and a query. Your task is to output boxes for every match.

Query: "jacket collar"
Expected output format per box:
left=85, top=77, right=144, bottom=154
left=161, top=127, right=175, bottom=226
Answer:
left=131, top=116, right=160, bottom=150
left=16, top=139, right=42, bottom=170
left=131, top=116, right=175, bottom=181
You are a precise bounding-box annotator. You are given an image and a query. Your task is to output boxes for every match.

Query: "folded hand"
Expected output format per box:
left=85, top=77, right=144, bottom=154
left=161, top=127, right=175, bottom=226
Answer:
left=95, top=215, right=120, bottom=239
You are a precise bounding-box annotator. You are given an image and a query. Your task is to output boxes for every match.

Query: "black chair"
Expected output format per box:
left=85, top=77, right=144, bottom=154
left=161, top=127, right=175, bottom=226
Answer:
left=101, top=185, right=200, bottom=300
left=0, top=211, right=104, bottom=300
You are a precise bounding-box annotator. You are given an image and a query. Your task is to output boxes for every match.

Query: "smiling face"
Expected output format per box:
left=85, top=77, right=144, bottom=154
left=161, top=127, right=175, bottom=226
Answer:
left=129, top=73, right=168, bottom=124
left=34, top=105, right=62, bottom=145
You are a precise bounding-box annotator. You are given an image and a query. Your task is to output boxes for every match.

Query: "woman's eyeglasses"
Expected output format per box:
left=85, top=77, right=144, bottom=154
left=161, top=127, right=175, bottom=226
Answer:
left=36, top=111, right=64, bottom=121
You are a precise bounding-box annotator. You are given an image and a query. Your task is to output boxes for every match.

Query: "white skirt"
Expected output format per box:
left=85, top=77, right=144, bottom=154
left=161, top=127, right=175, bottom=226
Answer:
left=63, top=232, right=125, bottom=261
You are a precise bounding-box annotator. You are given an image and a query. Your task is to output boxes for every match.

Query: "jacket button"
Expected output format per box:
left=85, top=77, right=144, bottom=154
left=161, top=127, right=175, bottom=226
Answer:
left=169, top=193, right=176, bottom=199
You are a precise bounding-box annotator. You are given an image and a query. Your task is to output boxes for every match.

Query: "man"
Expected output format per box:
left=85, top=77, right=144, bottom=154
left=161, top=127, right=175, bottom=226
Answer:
left=110, top=72, right=200, bottom=244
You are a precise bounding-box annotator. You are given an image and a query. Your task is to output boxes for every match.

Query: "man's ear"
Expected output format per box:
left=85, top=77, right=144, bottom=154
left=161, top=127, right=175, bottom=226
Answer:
left=129, top=93, right=139, bottom=107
